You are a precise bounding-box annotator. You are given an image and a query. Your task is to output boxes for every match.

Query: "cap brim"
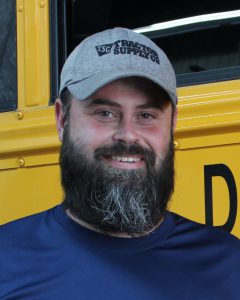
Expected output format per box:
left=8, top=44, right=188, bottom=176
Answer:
left=67, top=70, right=177, bottom=108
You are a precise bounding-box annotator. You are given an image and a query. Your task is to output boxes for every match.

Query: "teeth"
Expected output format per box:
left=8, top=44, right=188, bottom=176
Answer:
left=112, top=156, right=142, bottom=163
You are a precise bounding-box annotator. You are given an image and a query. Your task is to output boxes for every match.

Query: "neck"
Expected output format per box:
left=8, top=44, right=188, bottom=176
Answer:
left=65, top=209, right=164, bottom=238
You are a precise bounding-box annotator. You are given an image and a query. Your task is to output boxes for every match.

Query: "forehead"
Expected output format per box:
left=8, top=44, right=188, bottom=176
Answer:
left=84, top=77, right=171, bottom=107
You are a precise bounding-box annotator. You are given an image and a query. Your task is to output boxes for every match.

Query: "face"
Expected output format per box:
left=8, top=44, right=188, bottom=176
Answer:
left=56, top=77, right=177, bottom=236
left=68, top=78, right=175, bottom=165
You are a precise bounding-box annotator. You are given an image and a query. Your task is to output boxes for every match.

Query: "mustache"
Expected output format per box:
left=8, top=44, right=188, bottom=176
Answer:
left=94, top=142, right=156, bottom=167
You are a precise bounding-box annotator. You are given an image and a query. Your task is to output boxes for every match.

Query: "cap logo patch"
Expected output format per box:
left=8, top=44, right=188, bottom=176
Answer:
left=96, top=39, right=160, bottom=64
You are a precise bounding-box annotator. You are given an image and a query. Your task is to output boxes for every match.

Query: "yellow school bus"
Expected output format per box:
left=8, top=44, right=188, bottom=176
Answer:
left=0, top=1, right=239, bottom=237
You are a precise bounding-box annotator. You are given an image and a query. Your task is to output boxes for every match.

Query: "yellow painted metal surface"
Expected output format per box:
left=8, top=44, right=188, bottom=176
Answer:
left=170, top=80, right=240, bottom=237
left=0, top=107, right=61, bottom=224
left=0, top=164, right=62, bottom=225
left=0, top=107, right=59, bottom=163
left=0, top=1, right=240, bottom=239
left=171, top=143, right=240, bottom=237
left=0, top=0, right=57, bottom=223
left=17, top=0, right=50, bottom=109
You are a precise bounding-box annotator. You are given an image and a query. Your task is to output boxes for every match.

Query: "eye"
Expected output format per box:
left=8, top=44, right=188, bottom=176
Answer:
left=98, top=110, right=113, bottom=117
left=139, top=112, right=155, bottom=119
left=95, top=110, right=118, bottom=121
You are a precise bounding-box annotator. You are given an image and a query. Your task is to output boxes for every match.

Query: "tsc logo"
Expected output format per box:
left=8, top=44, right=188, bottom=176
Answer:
left=95, top=39, right=160, bottom=64
left=95, top=44, right=113, bottom=57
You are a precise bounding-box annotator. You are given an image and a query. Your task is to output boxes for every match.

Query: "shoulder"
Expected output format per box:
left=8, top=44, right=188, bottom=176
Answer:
left=168, top=211, right=240, bottom=250
left=0, top=205, right=58, bottom=242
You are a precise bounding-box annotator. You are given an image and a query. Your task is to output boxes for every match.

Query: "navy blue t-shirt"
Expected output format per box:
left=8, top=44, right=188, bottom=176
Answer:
left=0, top=205, right=240, bottom=300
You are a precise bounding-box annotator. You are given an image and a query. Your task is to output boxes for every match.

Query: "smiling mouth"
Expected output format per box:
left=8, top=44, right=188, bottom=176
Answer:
left=102, top=155, right=145, bottom=167
left=111, top=156, right=144, bottom=163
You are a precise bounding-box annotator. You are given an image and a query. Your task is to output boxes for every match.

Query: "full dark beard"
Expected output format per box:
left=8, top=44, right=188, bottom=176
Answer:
left=60, top=126, right=175, bottom=236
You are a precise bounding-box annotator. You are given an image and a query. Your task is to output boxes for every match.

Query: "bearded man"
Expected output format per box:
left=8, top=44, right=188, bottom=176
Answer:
left=1, top=28, right=240, bottom=300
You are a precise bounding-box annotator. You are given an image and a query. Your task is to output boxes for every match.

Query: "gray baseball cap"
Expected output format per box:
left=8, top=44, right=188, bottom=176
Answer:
left=59, top=27, right=177, bottom=107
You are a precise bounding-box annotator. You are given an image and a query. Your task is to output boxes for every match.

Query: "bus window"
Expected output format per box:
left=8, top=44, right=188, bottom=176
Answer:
left=0, top=1, right=17, bottom=112
left=153, top=19, right=240, bottom=73
left=136, top=12, right=240, bottom=86
left=50, top=0, right=240, bottom=101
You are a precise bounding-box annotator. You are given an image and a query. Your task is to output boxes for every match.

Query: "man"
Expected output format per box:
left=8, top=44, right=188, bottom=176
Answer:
left=0, top=28, right=239, bottom=299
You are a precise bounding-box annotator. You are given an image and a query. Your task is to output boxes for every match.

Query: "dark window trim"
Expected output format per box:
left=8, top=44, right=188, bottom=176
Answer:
left=0, top=1, right=17, bottom=113
left=177, top=66, right=240, bottom=86
left=0, top=101, right=17, bottom=113
left=49, top=0, right=68, bottom=104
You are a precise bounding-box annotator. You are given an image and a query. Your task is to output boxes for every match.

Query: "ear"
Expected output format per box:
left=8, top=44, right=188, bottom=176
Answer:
left=55, top=98, right=66, bottom=142
left=172, top=107, right=178, bottom=131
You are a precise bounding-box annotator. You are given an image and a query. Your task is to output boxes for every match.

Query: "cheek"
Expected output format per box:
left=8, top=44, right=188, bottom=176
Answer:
left=70, top=120, right=113, bottom=149
left=143, top=126, right=171, bottom=155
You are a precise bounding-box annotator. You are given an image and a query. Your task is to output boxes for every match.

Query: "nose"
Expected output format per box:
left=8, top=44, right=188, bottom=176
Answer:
left=112, top=119, right=140, bottom=144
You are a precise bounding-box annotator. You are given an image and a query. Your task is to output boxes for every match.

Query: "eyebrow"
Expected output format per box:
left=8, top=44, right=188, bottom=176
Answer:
left=85, top=98, right=164, bottom=110
left=86, top=98, right=121, bottom=108
left=137, top=102, right=164, bottom=110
